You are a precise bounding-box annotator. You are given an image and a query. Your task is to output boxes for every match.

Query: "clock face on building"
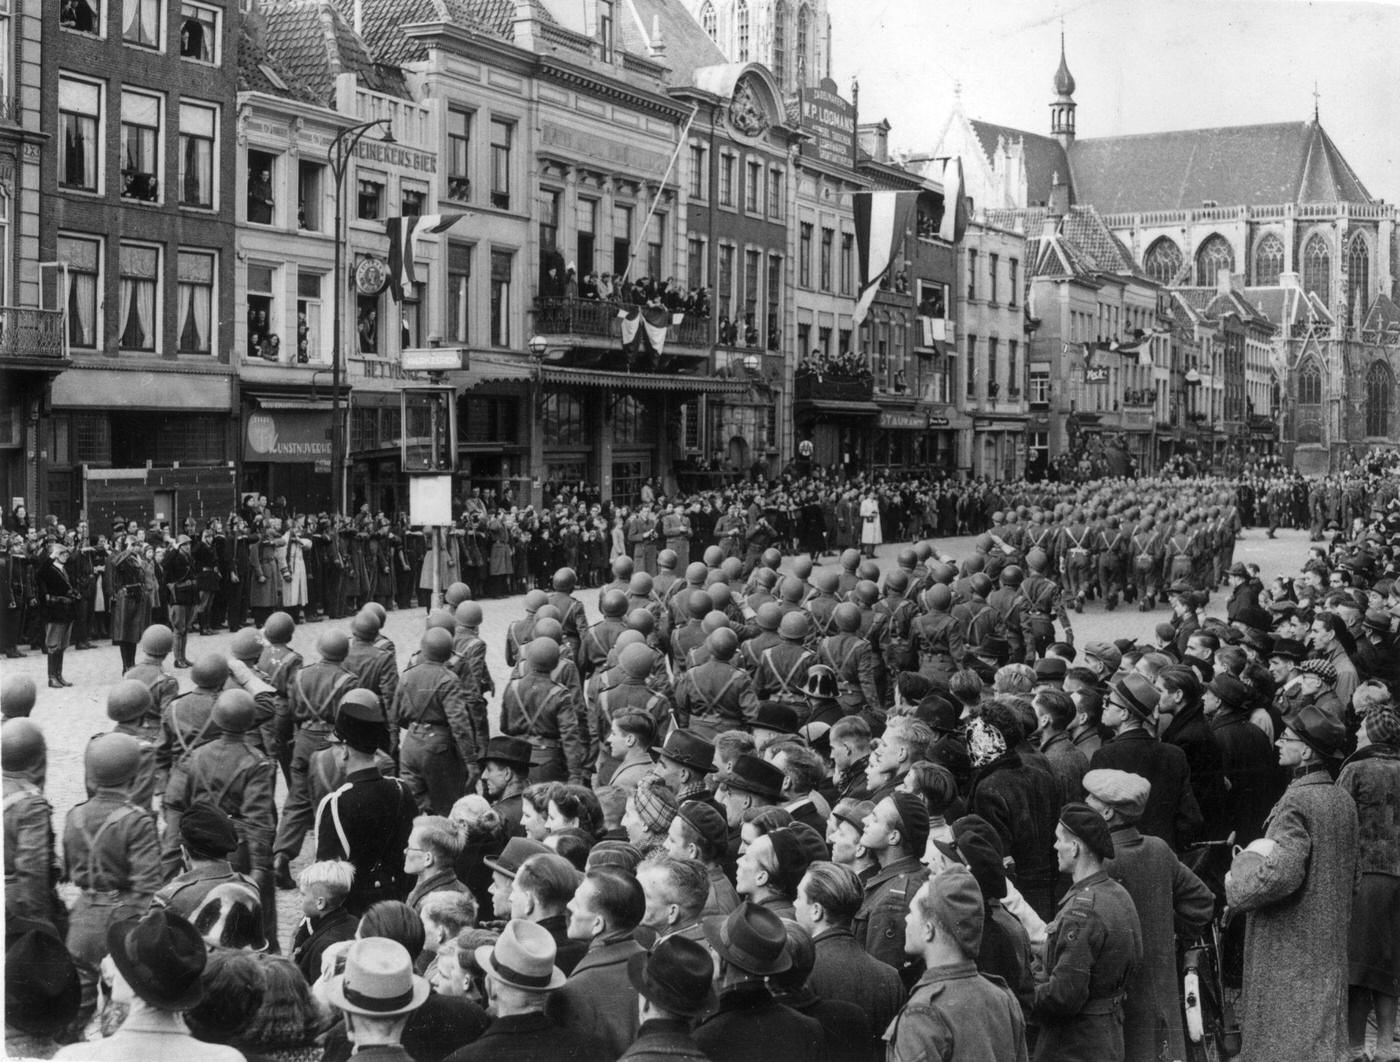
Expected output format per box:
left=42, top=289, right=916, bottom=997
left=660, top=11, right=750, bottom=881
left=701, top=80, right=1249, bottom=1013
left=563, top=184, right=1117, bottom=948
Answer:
left=355, top=256, right=389, bottom=296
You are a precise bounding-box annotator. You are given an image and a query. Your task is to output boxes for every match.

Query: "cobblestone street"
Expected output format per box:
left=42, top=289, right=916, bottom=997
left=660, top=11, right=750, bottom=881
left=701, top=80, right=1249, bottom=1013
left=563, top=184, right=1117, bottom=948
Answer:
left=4, top=527, right=1312, bottom=948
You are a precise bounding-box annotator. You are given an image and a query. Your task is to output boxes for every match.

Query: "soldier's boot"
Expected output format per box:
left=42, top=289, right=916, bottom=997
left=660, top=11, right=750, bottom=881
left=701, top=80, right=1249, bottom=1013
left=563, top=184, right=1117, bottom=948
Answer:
left=173, top=631, right=191, bottom=669
left=273, top=853, right=296, bottom=890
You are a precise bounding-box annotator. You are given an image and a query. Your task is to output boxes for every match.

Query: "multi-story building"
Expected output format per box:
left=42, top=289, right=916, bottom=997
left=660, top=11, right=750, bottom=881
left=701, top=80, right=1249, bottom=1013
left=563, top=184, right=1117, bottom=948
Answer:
left=1, top=1, right=66, bottom=512
left=42, top=0, right=241, bottom=524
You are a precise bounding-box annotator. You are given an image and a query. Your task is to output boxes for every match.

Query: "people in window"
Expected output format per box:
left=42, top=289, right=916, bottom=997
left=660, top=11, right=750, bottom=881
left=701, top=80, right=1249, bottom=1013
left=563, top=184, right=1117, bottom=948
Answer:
left=248, top=167, right=275, bottom=225
left=61, top=0, right=98, bottom=32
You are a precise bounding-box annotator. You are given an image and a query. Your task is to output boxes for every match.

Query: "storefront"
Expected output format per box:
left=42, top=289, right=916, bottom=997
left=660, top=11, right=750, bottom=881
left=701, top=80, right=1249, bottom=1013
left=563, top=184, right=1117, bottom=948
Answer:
left=972, top=416, right=1028, bottom=481
left=240, top=394, right=336, bottom=514
left=873, top=408, right=934, bottom=471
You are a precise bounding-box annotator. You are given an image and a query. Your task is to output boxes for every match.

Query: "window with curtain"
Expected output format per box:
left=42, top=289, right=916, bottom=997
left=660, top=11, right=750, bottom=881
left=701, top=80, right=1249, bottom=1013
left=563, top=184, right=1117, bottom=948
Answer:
left=577, top=198, right=596, bottom=277
left=121, top=90, right=161, bottom=202
left=176, top=250, right=214, bottom=355
left=1253, top=233, right=1283, bottom=285
left=1349, top=234, right=1371, bottom=325
left=820, top=228, right=833, bottom=291
left=490, top=118, right=512, bottom=210
left=735, top=0, right=749, bottom=60
left=119, top=243, right=159, bottom=352
left=1194, top=234, right=1234, bottom=286
left=178, top=101, right=215, bottom=208
left=1303, top=234, right=1331, bottom=305
left=60, top=76, right=101, bottom=192
left=743, top=249, right=760, bottom=330
left=773, top=3, right=788, bottom=84
left=718, top=244, right=734, bottom=322
left=357, top=178, right=383, bottom=220
left=489, top=249, right=512, bottom=347
left=60, top=234, right=101, bottom=348
left=1367, top=361, right=1392, bottom=437
left=448, top=242, right=471, bottom=344
left=296, top=270, right=320, bottom=364
left=180, top=2, right=218, bottom=61
left=247, top=262, right=276, bottom=359
left=123, top=0, right=160, bottom=46
left=1143, top=237, right=1183, bottom=285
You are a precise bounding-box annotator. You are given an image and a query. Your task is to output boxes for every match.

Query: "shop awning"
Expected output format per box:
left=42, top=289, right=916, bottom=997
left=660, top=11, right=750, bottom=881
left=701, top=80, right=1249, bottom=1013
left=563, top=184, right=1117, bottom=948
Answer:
left=461, top=354, right=536, bottom=389
left=540, top=366, right=751, bottom=395
left=796, top=399, right=880, bottom=416
left=52, top=367, right=233, bottom=411
left=245, top=392, right=334, bottom=411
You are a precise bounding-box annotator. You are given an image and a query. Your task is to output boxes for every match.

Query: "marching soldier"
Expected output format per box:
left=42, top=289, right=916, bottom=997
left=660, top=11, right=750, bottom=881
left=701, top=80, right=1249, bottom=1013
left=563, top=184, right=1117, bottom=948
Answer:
left=674, top=628, right=759, bottom=741
left=3, top=718, right=66, bottom=934
left=346, top=607, right=399, bottom=707
left=454, top=599, right=494, bottom=700
left=581, top=590, right=629, bottom=679
left=1023, top=548, right=1073, bottom=656
left=1094, top=515, right=1128, bottom=611
left=1162, top=520, right=1196, bottom=592
left=806, top=569, right=842, bottom=640
left=989, top=565, right=1037, bottom=666
left=101, top=680, right=160, bottom=810
left=546, top=567, right=591, bottom=657
left=506, top=589, right=549, bottom=668
left=499, top=636, right=586, bottom=784
left=1128, top=516, right=1162, bottom=611
left=875, top=570, right=918, bottom=678
left=257, top=610, right=303, bottom=783
left=156, top=652, right=229, bottom=793
left=122, top=622, right=180, bottom=730
left=755, top=612, right=817, bottom=707
left=1058, top=510, right=1094, bottom=611
left=912, top=584, right=966, bottom=682
left=394, top=626, right=478, bottom=815
left=818, top=603, right=881, bottom=718
left=593, top=642, right=673, bottom=782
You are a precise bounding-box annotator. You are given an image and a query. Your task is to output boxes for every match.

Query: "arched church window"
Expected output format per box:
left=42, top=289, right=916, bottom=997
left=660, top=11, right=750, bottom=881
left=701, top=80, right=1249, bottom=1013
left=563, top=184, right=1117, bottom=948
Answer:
left=1254, top=233, right=1284, bottom=286
left=796, top=4, right=810, bottom=83
left=1195, top=234, right=1234, bottom=287
left=1298, top=360, right=1322, bottom=406
left=1303, top=233, right=1331, bottom=306
left=1349, top=233, right=1371, bottom=326
left=699, top=0, right=716, bottom=39
left=736, top=0, right=749, bottom=61
left=773, top=3, right=788, bottom=86
left=1367, top=360, right=1392, bottom=437
left=1143, top=237, right=1183, bottom=286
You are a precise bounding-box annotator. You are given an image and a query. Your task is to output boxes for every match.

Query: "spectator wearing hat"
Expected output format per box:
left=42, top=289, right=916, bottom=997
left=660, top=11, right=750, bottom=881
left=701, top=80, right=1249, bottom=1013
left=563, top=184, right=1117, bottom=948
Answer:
left=1033, top=688, right=1089, bottom=802
left=3, top=717, right=66, bottom=936
left=1204, top=674, right=1281, bottom=845
left=693, top=902, right=825, bottom=1062
left=887, top=865, right=1028, bottom=1062
left=853, top=792, right=931, bottom=972
left=1089, top=673, right=1202, bottom=850
left=153, top=801, right=259, bottom=922
left=479, top=736, right=532, bottom=839
left=1082, top=641, right=1122, bottom=685
left=964, top=702, right=1061, bottom=921
left=1033, top=802, right=1143, bottom=1062
left=320, top=936, right=430, bottom=1062
left=948, top=814, right=1035, bottom=1016
left=637, top=853, right=710, bottom=946
left=1084, top=769, right=1213, bottom=1062
left=714, top=751, right=785, bottom=834
left=314, top=691, right=418, bottom=916
left=54, top=909, right=242, bottom=1062
left=444, top=919, right=609, bottom=1062
left=623, top=774, right=679, bottom=857
left=63, top=732, right=164, bottom=1034
left=1266, top=636, right=1308, bottom=728
left=1154, top=664, right=1229, bottom=842
left=795, top=860, right=905, bottom=1044
left=1291, top=658, right=1349, bottom=743
left=7, top=916, right=81, bottom=1058
left=1225, top=562, right=1261, bottom=624
left=652, top=731, right=718, bottom=811
left=549, top=867, right=648, bottom=1054
left=1338, top=703, right=1400, bottom=1059
left=1226, top=700, right=1357, bottom=1062
left=618, top=936, right=715, bottom=1062
left=771, top=919, right=871, bottom=1062
left=666, top=800, right=738, bottom=916
left=1356, top=609, right=1400, bottom=693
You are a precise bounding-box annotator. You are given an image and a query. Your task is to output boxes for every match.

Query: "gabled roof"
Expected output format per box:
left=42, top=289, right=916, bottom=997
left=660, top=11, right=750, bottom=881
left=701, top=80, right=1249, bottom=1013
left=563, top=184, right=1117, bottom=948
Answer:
left=1361, top=292, right=1400, bottom=335
left=331, top=0, right=554, bottom=67
left=621, top=0, right=726, bottom=82
left=1006, top=205, right=1144, bottom=284
left=263, top=1, right=409, bottom=103
left=969, top=120, right=1070, bottom=208
left=1068, top=119, right=1373, bottom=214
left=238, top=19, right=323, bottom=104
left=1242, top=283, right=1335, bottom=329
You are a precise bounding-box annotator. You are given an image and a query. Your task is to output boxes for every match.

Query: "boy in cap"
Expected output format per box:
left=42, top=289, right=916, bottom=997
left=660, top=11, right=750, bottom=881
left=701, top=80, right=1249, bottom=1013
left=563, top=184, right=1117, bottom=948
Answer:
left=888, top=864, right=1028, bottom=1062
left=1033, top=802, right=1143, bottom=1062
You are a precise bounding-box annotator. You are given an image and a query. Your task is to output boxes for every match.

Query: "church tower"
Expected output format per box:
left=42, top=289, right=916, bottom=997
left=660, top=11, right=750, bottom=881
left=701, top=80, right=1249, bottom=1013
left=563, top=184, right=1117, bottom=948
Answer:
left=1050, top=30, right=1076, bottom=148
left=682, top=0, right=831, bottom=94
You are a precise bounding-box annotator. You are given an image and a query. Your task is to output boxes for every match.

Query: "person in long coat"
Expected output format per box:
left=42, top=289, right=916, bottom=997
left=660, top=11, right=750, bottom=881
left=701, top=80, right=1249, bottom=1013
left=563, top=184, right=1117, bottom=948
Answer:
left=109, top=535, right=151, bottom=672
left=1226, top=704, right=1358, bottom=1062
left=280, top=522, right=311, bottom=617
left=248, top=521, right=282, bottom=625
left=1086, top=769, right=1214, bottom=1062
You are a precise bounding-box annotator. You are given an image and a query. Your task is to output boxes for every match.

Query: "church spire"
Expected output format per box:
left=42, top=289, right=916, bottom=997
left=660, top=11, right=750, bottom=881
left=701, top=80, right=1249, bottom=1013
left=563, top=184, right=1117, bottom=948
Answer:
left=1051, top=24, right=1076, bottom=147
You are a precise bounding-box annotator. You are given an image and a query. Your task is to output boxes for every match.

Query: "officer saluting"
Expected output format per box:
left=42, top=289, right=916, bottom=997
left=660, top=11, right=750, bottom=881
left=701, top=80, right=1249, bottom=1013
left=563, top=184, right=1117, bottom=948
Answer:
left=1032, top=802, right=1143, bottom=1062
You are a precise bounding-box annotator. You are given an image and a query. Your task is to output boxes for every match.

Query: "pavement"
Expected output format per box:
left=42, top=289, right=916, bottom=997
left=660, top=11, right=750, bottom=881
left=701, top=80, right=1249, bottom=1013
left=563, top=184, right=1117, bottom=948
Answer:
left=2, top=525, right=1315, bottom=950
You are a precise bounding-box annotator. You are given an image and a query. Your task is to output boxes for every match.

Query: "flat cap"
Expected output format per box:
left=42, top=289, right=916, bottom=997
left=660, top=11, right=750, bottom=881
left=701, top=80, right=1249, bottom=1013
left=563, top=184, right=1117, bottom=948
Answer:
left=1083, top=641, right=1122, bottom=672
left=1082, top=769, right=1150, bottom=820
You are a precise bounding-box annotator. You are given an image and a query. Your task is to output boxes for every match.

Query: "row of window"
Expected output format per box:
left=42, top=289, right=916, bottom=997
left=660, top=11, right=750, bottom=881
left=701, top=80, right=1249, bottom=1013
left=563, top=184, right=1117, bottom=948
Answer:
left=688, top=144, right=785, bottom=219
left=59, top=233, right=216, bottom=355
left=965, top=249, right=1019, bottom=307
left=697, top=0, right=815, bottom=81
left=964, top=335, right=1021, bottom=399
left=539, top=191, right=667, bottom=282
left=59, top=74, right=219, bottom=208
left=60, top=0, right=221, bottom=63
left=796, top=223, right=854, bottom=294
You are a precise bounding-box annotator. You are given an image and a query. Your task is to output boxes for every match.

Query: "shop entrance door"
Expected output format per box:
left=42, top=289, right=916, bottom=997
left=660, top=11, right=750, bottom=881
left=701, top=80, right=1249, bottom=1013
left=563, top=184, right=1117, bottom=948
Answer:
left=611, top=456, right=650, bottom=506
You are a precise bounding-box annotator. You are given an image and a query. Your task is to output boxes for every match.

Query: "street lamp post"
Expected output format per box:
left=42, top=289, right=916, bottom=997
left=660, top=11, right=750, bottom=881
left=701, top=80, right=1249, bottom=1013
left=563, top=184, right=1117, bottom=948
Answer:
left=328, top=118, right=395, bottom=515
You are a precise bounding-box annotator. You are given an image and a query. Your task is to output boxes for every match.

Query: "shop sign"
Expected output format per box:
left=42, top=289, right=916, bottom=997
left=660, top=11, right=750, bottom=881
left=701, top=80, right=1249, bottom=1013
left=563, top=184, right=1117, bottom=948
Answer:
left=798, top=78, right=856, bottom=169
left=927, top=415, right=950, bottom=427
left=355, top=139, right=437, bottom=174
left=1085, top=366, right=1109, bottom=383
left=878, top=410, right=926, bottom=430
left=245, top=409, right=332, bottom=464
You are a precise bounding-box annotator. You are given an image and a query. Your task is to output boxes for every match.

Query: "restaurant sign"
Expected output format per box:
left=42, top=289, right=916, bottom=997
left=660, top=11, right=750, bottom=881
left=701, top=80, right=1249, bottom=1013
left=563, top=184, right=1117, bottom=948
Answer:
left=798, top=78, right=856, bottom=169
left=878, top=410, right=927, bottom=430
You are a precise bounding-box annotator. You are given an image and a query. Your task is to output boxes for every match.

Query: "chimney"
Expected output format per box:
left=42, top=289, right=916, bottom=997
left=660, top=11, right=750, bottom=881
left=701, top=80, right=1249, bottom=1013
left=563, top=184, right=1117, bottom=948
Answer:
left=1047, top=170, right=1069, bottom=218
left=513, top=0, right=537, bottom=50
left=649, top=13, right=665, bottom=58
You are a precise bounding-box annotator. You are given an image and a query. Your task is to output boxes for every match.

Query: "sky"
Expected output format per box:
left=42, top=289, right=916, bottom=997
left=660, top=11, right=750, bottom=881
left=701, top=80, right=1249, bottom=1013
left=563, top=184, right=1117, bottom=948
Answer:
left=827, top=0, right=1400, bottom=206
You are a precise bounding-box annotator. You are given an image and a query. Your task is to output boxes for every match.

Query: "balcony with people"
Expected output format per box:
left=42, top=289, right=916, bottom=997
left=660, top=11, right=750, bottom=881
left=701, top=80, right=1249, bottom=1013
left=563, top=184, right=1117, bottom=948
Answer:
left=794, top=350, right=875, bottom=403
left=531, top=263, right=711, bottom=351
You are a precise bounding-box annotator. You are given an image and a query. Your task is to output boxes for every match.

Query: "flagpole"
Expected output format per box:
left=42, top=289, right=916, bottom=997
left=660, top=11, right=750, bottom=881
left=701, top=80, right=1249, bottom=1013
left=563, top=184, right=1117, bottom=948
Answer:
left=619, top=104, right=699, bottom=287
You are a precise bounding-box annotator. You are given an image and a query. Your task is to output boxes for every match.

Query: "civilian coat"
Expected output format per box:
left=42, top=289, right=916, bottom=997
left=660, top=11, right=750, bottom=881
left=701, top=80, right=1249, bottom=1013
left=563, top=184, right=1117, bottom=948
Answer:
left=781, top=987, right=870, bottom=1062
left=546, top=931, right=645, bottom=1057
left=853, top=855, right=929, bottom=971
left=808, top=925, right=907, bottom=1040
left=1089, top=728, right=1202, bottom=850
left=443, top=1011, right=610, bottom=1062
left=1107, top=825, right=1214, bottom=1062
left=966, top=751, right=1061, bottom=918
left=618, top=1019, right=713, bottom=1062
left=1160, top=699, right=1228, bottom=841
left=323, top=992, right=490, bottom=1062
left=1226, top=768, right=1358, bottom=1062
left=1209, top=708, right=1281, bottom=846
left=694, top=984, right=826, bottom=1062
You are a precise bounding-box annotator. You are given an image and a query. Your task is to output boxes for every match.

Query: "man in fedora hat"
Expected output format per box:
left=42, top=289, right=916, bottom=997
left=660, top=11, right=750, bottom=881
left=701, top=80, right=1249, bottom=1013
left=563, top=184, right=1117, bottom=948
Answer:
left=693, top=902, right=825, bottom=1062
left=54, top=909, right=242, bottom=1061
left=6, top=917, right=81, bottom=1059
left=713, top=752, right=784, bottom=831
left=653, top=729, right=721, bottom=810
left=619, top=935, right=715, bottom=1062
left=325, top=937, right=430, bottom=1062
left=444, top=920, right=610, bottom=1062
left=479, top=736, right=532, bottom=839
left=314, top=690, right=418, bottom=916
left=1088, top=673, right=1202, bottom=850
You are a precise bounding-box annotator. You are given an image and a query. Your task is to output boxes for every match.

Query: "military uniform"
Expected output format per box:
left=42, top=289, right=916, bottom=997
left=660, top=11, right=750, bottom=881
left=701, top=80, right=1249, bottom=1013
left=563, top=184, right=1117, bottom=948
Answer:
left=162, top=731, right=277, bottom=881
left=546, top=588, right=591, bottom=657
left=393, top=656, right=478, bottom=813
left=911, top=608, right=966, bottom=683
left=257, top=641, right=303, bottom=780
left=1022, top=569, right=1071, bottom=655
left=156, top=687, right=220, bottom=794
left=121, top=660, right=179, bottom=722
left=875, top=590, right=918, bottom=675
left=454, top=626, right=495, bottom=699
left=1058, top=521, right=1094, bottom=606
left=102, top=722, right=160, bottom=810
left=1094, top=522, right=1127, bottom=610
left=345, top=636, right=399, bottom=707
left=580, top=616, right=628, bottom=679
left=988, top=583, right=1036, bottom=666
left=272, top=660, right=356, bottom=861
left=153, top=859, right=259, bottom=918
left=818, top=630, right=880, bottom=715
left=500, top=667, right=586, bottom=784
left=3, top=775, right=66, bottom=932
left=853, top=854, right=929, bottom=973
left=885, top=960, right=1028, bottom=1062
left=673, top=657, right=759, bottom=742
left=754, top=640, right=816, bottom=706
left=1032, top=870, right=1143, bottom=1062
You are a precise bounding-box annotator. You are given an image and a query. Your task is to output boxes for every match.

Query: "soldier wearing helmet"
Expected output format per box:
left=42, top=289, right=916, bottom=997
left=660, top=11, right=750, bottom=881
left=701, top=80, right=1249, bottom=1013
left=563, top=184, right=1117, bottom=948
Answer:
left=818, top=602, right=881, bottom=718
left=506, top=589, right=549, bottom=668
left=122, top=624, right=180, bottom=735
left=911, top=583, right=965, bottom=683
left=1128, top=516, right=1164, bottom=612
left=452, top=600, right=493, bottom=701
left=499, top=636, right=585, bottom=784
left=739, top=601, right=784, bottom=674
left=1094, top=513, right=1129, bottom=612
left=546, top=567, right=590, bottom=658
left=592, top=642, right=672, bottom=784
left=3, top=717, right=66, bottom=934
left=755, top=612, right=817, bottom=707
left=1022, top=549, right=1074, bottom=655
left=63, top=732, right=163, bottom=1030
left=581, top=590, right=629, bottom=679
left=256, top=610, right=303, bottom=782
left=271, top=629, right=358, bottom=889
left=100, top=679, right=159, bottom=810
left=670, top=589, right=713, bottom=674
left=875, top=570, right=919, bottom=677
left=806, top=569, right=841, bottom=640
left=652, top=550, right=679, bottom=600
left=157, top=651, right=229, bottom=802
left=394, top=626, right=480, bottom=816
left=674, top=627, right=759, bottom=742
left=346, top=607, right=400, bottom=710
left=1057, top=509, right=1095, bottom=611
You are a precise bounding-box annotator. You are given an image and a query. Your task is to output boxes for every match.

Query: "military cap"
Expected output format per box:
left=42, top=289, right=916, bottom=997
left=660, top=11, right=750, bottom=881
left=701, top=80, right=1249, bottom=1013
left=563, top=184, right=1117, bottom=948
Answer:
left=1059, top=801, right=1114, bottom=862
left=179, top=802, right=239, bottom=857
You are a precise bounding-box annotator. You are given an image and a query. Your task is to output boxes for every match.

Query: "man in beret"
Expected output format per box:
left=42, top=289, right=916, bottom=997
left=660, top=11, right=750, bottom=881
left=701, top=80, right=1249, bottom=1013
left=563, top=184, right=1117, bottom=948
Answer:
left=152, top=801, right=259, bottom=921
left=1088, top=674, right=1202, bottom=850
left=1033, top=802, right=1143, bottom=1062
left=1084, top=770, right=1213, bottom=1062
left=887, top=865, right=1028, bottom=1062
left=854, top=792, right=931, bottom=972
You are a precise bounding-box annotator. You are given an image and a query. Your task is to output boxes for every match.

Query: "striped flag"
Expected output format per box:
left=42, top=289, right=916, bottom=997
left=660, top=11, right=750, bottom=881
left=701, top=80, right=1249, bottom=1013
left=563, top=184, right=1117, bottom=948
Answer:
left=618, top=305, right=677, bottom=356
left=385, top=213, right=471, bottom=302
left=852, top=190, right=919, bottom=327
left=938, top=157, right=969, bottom=243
